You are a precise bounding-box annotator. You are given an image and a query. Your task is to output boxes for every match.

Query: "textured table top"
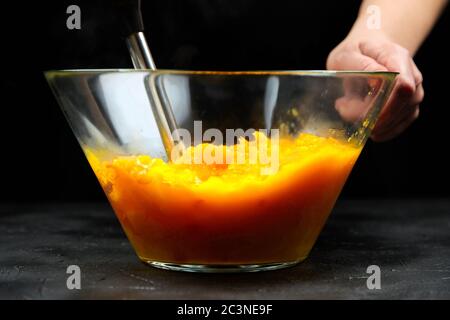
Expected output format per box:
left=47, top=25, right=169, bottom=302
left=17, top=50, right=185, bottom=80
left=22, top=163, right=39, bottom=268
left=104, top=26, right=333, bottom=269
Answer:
left=1, top=199, right=449, bottom=300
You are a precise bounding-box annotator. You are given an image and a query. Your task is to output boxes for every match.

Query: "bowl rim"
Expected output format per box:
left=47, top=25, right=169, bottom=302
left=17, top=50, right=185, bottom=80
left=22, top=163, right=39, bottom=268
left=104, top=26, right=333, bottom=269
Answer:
left=44, top=69, right=398, bottom=78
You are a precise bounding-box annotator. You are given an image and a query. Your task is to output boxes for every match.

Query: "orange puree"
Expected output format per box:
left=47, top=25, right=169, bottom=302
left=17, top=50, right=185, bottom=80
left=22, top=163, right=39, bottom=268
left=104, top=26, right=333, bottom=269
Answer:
left=86, top=132, right=361, bottom=265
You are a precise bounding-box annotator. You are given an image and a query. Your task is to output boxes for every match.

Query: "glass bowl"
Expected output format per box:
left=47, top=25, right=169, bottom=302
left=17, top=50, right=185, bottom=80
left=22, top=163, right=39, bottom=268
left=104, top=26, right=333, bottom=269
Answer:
left=45, top=70, right=396, bottom=272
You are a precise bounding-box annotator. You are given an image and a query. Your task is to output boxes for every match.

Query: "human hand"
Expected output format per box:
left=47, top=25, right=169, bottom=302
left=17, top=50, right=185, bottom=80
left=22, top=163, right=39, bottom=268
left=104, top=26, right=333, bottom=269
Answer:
left=327, top=33, right=424, bottom=141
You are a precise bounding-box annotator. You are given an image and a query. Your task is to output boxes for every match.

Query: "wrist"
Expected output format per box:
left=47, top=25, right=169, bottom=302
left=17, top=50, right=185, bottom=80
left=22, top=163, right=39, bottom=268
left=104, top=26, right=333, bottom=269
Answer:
left=346, top=17, right=392, bottom=44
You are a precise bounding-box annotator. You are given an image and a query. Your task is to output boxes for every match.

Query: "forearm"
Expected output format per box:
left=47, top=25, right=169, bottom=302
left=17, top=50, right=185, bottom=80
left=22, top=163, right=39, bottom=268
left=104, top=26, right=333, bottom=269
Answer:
left=349, top=0, right=447, bottom=54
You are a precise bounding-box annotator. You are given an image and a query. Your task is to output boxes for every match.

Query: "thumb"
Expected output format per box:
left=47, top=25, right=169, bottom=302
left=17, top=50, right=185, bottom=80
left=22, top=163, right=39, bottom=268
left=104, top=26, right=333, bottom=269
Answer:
left=327, top=50, right=388, bottom=72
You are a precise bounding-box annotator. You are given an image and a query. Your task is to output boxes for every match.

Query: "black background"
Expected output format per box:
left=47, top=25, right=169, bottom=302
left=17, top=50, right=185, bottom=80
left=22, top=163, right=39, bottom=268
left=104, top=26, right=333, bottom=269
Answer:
left=0, top=0, right=449, bottom=202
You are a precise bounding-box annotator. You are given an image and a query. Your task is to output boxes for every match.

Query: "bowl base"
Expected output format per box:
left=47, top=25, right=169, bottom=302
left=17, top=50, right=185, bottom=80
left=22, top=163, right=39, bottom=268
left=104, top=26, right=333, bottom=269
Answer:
left=141, top=259, right=305, bottom=273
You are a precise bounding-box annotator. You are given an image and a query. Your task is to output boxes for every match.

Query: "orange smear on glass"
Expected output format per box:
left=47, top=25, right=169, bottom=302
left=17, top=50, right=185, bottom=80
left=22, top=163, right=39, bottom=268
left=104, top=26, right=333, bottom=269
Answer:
left=86, top=133, right=360, bottom=265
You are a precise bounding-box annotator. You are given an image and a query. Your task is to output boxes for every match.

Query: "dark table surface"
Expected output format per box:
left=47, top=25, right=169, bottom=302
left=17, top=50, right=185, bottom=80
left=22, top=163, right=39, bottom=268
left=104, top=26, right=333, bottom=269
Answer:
left=1, top=199, right=449, bottom=300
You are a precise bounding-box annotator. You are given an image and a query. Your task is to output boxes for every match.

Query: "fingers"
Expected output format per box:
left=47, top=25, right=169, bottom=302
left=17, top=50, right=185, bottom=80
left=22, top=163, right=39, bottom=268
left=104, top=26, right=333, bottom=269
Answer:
left=335, top=77, right=381, bottom=123
left=335, top=96, right=370, bottom=122
left=372, top=106, right=420, bottom=141
left=359, top=41, right=424, bottom=141
left=411, top=83, right=425, bottom=106
left=372, top=83, right=423, bottom=141
left=411, top=59, right=423, bottom=85
left=372, top=104, right=417, bottom=140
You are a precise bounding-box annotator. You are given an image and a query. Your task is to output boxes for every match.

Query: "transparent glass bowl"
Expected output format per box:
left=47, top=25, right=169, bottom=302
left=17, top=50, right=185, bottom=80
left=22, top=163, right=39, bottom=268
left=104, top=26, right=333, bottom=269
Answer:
left=46, top=70, right=396, bottom=272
